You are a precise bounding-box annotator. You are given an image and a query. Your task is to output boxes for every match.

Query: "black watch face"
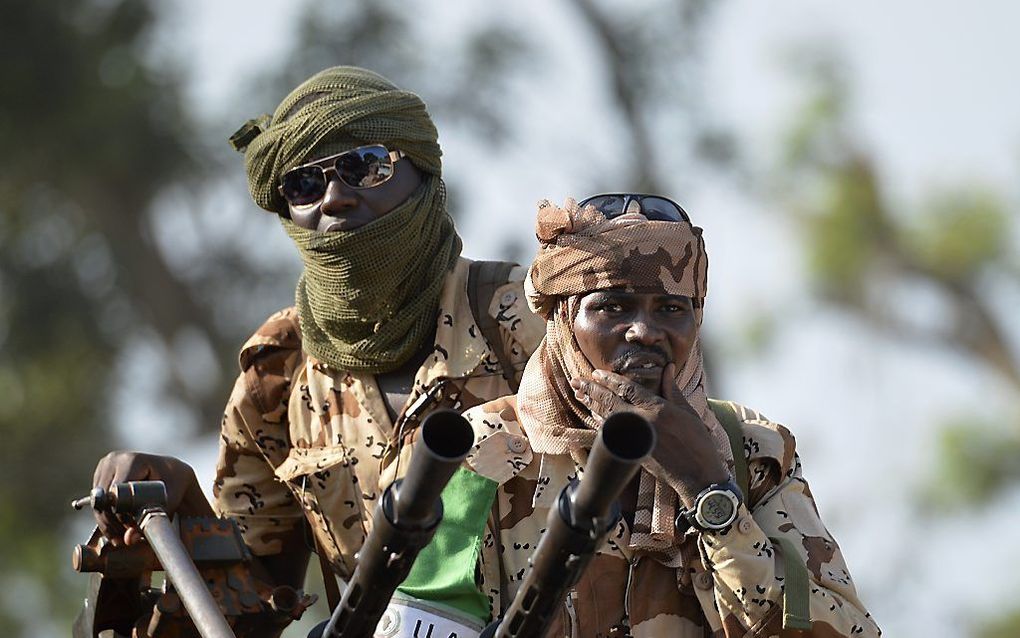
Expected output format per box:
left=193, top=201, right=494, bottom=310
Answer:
left=700, top=491, right=737, bottom=528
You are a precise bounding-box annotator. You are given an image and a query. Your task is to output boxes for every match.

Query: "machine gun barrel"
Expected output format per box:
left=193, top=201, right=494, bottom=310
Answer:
left=72, top=481, right=236, bottom=638
left=321, top=409, right=475, bottom=638
left=489, top=411, right=656, bottom=638
left=139, top=510, right=236, bottom=638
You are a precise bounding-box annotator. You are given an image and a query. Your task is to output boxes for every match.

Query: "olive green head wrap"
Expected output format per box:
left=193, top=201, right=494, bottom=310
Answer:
left=234, top=65, right=443, bottom=213
left=231, top=66, right=461, bottom=373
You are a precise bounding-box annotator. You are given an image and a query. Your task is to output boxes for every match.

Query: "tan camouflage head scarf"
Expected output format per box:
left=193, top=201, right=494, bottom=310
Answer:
left=229, top=66, right=460, bottom=373
left=517, top=198, right=732, bottom=566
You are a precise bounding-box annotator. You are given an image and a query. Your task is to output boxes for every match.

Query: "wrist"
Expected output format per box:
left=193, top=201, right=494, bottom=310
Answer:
left=677, top=466, right=731, bottom=509
left=676, top=478, right=743, bottom=534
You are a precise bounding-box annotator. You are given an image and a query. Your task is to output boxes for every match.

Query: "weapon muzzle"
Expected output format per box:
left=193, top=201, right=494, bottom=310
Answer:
left=568, top=411, right=655, bottom=529
left=389, top=409, right=474, bottom=528
left=321, top=409, right=475, bottom=638
left=490, top=411, right=656, bottom=638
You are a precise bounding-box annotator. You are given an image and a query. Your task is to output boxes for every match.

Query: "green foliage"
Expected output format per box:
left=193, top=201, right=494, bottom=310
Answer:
left=0, top=1, right=200, bottom=634
left=978, top=607, right=1020, bottom=638
left=779, top=49, right=1020, bottom=636
left=907, top=187, right=1010, bottom=281
left=923, top=418, right=1020, bottom=510
left=803, top=160, right=887, bottom=303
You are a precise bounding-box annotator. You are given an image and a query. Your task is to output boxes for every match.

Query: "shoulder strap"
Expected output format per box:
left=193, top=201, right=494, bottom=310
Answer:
left=707, top=399, right=812, bottom=632
left=468, top=260, right=520, bottom=392
left=708, top=399, right=750, bottom=497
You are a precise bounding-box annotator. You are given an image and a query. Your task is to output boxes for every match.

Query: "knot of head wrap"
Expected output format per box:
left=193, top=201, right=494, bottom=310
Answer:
left=524, top=197, right=709, bottom=320
left=232, top=65, right=443, bottom=214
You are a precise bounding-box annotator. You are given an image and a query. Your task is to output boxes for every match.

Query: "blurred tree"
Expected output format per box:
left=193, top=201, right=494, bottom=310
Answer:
left=775, top=54, right=1020, bottom=509
left=0, top=1, right=238, bottom=634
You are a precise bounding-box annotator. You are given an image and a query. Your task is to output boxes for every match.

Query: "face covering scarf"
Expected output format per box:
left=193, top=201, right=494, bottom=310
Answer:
left=230, top=66, right=461, bottom=372
left=518, top=198, right=733, bottom=567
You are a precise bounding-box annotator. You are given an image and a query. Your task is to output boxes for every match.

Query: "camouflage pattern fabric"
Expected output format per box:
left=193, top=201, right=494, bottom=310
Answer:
left=212, top=258, right=545, bottom=580
left=463, top=398, right=881, bottom=637
left=518, top=198, right=731, bottom=565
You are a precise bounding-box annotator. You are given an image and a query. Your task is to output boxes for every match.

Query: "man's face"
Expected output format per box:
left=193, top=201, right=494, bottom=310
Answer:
left=287, top=155, right=423, bottom=232
left=572, top=290, right=697, bottom=392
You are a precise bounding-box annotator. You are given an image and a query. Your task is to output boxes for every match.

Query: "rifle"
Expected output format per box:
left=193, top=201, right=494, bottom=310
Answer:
left=71, top=481, right=314, bottom=638
left=319, top=409, right=475, bottom=638
left=482, top=411, right=656, bottom=638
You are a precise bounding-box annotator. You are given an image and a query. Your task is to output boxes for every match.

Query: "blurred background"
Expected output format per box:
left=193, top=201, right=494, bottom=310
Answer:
left=2, top=0, right=1018, bottom=636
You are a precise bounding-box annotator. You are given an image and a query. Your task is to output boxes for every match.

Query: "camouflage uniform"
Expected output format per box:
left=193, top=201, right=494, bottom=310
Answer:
left=463, top=396, right=881, bottom=638
left=212, top=258, right=545, bottom=578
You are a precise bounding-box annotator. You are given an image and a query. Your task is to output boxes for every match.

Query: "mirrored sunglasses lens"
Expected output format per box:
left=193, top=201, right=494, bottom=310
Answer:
left=336, top=145, right=394, bottom=188
left=580, top=195, right=626, bottom=218
left=639, top=197, right=688, bottom=222
left=281, top=167, right=327, bottom=205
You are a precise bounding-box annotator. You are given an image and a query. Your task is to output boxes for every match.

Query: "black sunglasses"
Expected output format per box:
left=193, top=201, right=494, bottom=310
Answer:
left=578, top=193, right=691, bottom=223
left=278, top=144, right=407, bottom=206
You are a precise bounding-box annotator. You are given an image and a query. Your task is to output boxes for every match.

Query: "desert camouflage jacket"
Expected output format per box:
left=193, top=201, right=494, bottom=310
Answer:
left=212, top=258, right=545, bottom=578
left=463, top=396, right=881, bottom=638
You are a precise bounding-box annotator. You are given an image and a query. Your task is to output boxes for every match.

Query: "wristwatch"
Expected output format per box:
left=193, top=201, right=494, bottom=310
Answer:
left=676, top=480, right=743, bottom=533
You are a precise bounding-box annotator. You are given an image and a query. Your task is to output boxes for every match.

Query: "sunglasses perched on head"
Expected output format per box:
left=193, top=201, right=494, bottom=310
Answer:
left=578, top=193, right=691, bottom=223
left=278, top=144, right=407, bottom=206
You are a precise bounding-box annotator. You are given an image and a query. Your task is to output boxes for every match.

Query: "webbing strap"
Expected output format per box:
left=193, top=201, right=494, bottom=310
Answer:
left=707, top=399, right=812, bottom=632
left=769, top=536, right=813, bottom=631
left=708, top=399, right=749, bottom=498
left=315, top=540, right=343, bottom=613
left=467, top=260, right=519, bottom=392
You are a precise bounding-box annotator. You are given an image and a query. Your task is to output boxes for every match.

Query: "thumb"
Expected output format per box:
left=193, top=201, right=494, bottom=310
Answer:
left=660, top=363, right=679, bottom=400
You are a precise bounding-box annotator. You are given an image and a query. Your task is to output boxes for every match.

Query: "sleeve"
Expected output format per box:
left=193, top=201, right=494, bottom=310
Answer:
left=698, top=446, right=881, bottom=637
left=212, top=369, right=307, bottom=557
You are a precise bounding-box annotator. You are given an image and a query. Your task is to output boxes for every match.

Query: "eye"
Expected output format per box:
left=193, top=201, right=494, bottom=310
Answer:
left=594, top=302, right=624, bottom=313
left=660, top=301, right=690, bottom=313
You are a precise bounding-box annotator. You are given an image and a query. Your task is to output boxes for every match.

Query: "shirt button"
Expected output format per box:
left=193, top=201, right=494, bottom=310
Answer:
left=693, top=571, right=714, bottom=590
left=737, top=516, right=753, bottom=534
left=501, top=291, right=517, bottom=306
left=506, top=436, right=527, bottom=454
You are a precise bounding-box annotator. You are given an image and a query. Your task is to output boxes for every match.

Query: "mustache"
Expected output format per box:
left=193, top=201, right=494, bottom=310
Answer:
left=609, top=346, right=669, bottom=371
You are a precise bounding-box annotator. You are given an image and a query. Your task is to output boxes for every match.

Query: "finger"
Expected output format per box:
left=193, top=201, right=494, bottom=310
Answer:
left=92, top=456, right=123, bottom=543
left=591, top=370, right=656, bottom=405
left=124, top=526, right=145, bottom=546
left=93, top=452, right=118, bottom=493
left=572, top=378, right=623, bottom=418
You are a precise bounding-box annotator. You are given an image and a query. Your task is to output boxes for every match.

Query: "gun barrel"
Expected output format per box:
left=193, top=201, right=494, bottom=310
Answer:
left=569, top=411, right=656, bottom=527
left=492, top=411, right=655, bottom=638
left=391, top=409, right=475, bottom=527
left=140, top=511, right=236, bottom=638
left=322, top=409, right=474, bottom=638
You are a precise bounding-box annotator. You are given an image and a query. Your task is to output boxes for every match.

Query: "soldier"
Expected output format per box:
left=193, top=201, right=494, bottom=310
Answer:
left=456, top=195, right=881, bottom=637
left=89, top=66, right=544, bottom=635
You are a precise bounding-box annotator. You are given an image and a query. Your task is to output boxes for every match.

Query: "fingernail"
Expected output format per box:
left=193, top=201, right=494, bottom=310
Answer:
left=592, top=370, right=605, bottom=379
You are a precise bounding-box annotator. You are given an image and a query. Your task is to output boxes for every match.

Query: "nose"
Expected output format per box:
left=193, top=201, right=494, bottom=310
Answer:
left=624, top=312, right=665, bottom=346
left=319, top=176, right=358, bottom=217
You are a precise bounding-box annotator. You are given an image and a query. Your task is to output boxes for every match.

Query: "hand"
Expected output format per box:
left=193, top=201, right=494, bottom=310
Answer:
left=569, top=364, right=729, bottom=506
left=91, top=452, right=212, bottom=546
